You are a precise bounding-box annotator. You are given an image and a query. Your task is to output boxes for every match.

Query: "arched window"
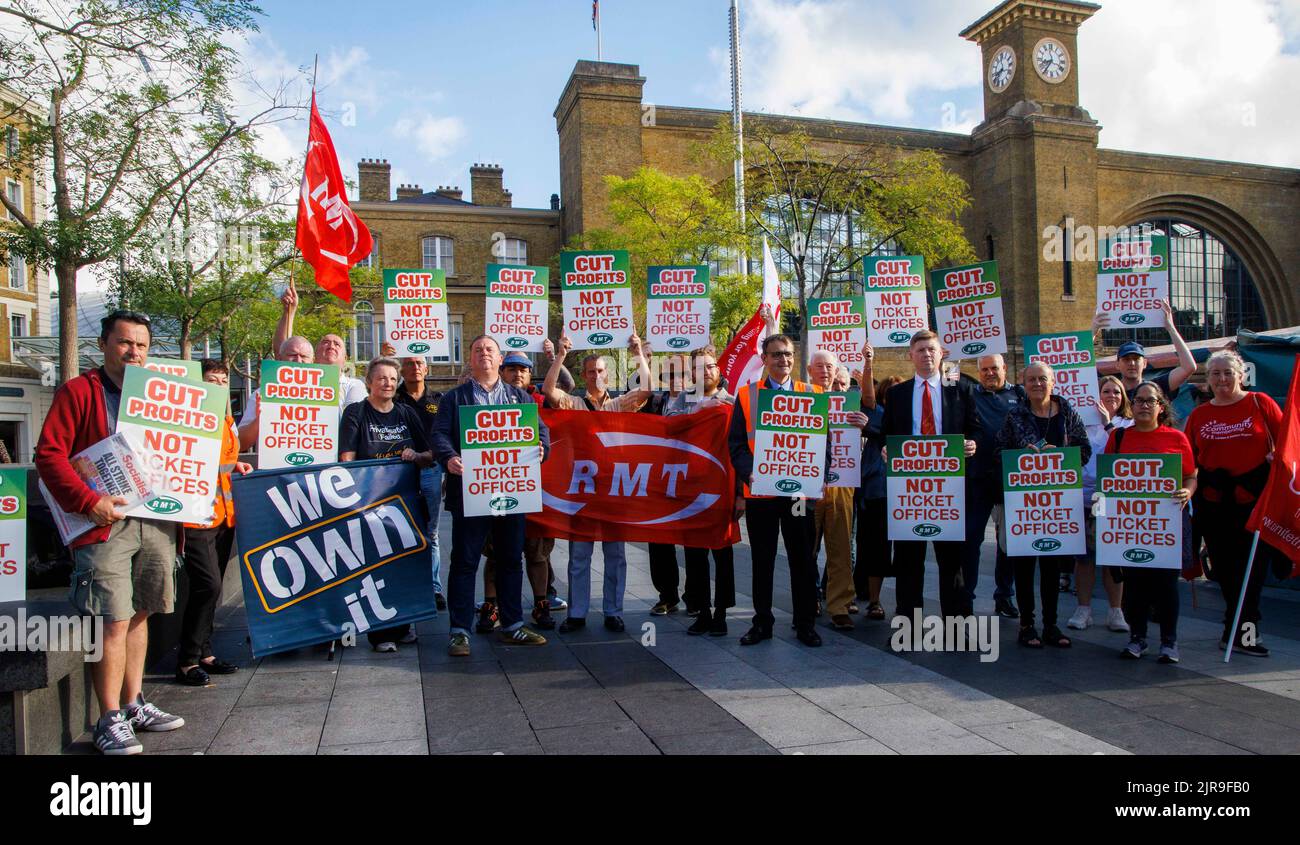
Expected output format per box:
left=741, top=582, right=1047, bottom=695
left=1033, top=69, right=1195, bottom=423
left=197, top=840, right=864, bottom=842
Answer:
left=350, top=300, right=377, bottom=362
left=1102, top=219, right=1266, bottom=346
left=422, top=236, right=454, bottom=275
left=760, top=197, right=901, bottom=301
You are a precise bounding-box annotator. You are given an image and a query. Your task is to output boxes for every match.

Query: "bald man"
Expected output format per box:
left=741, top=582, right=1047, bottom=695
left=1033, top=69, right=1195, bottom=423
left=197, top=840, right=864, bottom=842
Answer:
left=273, top=279, right=367, bottom=407
left=238, top=335, right=314, bottom=451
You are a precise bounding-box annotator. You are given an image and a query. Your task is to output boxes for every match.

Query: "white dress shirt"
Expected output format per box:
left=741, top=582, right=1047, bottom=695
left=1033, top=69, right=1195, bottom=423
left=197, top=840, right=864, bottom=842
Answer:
left=910, top=372, right=944, bottom=436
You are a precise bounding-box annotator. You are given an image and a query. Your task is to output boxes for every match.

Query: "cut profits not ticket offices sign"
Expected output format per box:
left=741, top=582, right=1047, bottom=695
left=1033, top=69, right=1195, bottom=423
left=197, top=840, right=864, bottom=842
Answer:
left=0, top=467, right=26, bottom=602
left=1095, top=453, right=1183, bottom=569
left=258, top=361, right=341, bottom=469
left=1000, top=448, right=1086, bottom=556
left=1096, top=235, right=1168, bottom=329
left=864, top=255, right=929, bottom=348
left=750, top=390, right=829, bottom=499
left=485, top=264, right=549, bottom=353
left=458, top=404, right=543, bottom=517
left=646, top=265, right=711, bottom=351
left=561, top=250, right=634, bottom=351
left=384, top=268, right=450, bottom=357
left=1023, top=331, right=1103, bottom=426
left=116, top=366, right=226, bottom=523
left=929, top=260, right=1007, bottom=359
left=806, top=297, right=867, bottom=374
left=886, top=435, right=965, bottom=541
left=826, top=391, right=861, bottom=489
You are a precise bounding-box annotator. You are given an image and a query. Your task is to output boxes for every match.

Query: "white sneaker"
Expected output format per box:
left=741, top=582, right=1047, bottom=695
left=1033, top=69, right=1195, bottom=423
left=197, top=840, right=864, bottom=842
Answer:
left=399, top=629, right=419, bottom=644
left=1107, top=607, right=1130, bottom=633
left=1067, top=606, right=1092, bottom=630
left=374, top=641, right=398, bottom=653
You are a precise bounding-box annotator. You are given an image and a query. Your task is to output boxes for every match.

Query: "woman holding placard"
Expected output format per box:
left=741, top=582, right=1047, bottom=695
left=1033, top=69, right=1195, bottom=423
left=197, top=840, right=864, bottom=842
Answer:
left=1185, top=350, right=1281, bottom=657
left=995, top=362, right=1091, bottom=649
left=1105, top=383, right=1197, bottom=664
left=1068, top=376, right=1133, bottom=633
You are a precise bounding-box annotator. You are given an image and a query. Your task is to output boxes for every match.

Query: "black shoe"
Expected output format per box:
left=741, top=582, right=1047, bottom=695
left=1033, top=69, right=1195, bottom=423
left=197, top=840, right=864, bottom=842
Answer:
left=558, top=617, right=586, bottom=634
left=531, top=599, right=555, bottom=631
left=709, top=611, right=728, bottom=637
left=175, top=665, right=211, bottom=686
left=200, top=657, right=239, bottom=675
left=435, top=593, right=447, bottom=611
left=796, top=628, right=823, bottom=647
left=604, top=616, right=625, bottom=632
left=995, top=599, right=1019, bottom=619
left=739, top=626, right=772, bottom=646
left=687, top=608, right=712, bottom=636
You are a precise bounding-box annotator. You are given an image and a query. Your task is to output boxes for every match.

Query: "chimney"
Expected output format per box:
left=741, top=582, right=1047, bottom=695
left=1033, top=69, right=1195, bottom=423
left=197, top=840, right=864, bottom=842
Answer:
left=470, top=163, right=511, bottom=207
left=550, top=193, right=560, bottom=211
left=395, top=183, right=424, bottom=200
left=357, top=158, right=391, bottom=202
left=435, top=185, right=463, bottom=201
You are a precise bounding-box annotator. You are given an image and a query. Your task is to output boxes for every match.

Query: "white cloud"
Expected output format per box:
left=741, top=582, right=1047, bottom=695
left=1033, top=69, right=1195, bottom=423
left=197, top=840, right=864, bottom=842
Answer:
left=392, top=113, right=468, bottom=163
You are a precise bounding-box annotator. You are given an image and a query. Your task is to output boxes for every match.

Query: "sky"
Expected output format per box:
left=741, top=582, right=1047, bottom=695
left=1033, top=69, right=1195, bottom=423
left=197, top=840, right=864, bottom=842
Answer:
left=238, top=0, right=1300, bottom=211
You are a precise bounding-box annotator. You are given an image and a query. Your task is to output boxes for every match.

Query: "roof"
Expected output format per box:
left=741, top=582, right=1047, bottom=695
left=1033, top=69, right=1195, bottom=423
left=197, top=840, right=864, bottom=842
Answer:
left=393, top=191, right=475, bottom=206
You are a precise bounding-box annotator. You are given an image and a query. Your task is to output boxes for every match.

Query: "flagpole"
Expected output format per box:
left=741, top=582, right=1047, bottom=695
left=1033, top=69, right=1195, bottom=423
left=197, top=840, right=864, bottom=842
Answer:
left=1223, top=531, right=1262, bottom=663
left=285, top=54, right=320, bottom=335
left=597, top=4, right=603, bottom=61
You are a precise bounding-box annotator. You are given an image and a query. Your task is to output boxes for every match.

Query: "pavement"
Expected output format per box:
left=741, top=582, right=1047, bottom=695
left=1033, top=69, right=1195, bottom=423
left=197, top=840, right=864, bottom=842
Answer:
left=68, top=511, right=1300, bottom=755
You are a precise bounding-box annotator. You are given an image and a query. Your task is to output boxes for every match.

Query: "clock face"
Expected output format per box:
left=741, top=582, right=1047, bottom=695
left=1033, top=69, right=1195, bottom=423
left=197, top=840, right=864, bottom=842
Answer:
left=1033, top=37, right=1070, bottom=83
left=988, top=46, right=1015, bottom=93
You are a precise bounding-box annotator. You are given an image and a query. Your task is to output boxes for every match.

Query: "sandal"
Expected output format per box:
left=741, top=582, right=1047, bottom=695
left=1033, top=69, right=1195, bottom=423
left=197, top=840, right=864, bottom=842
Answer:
left=1044, top=625, right=1072, bottom=648
left=1018, top=626, right=1043, bottom=649
left=866, top=602, right=886, bottom=620
left=847, top=602, right=859, bottom=614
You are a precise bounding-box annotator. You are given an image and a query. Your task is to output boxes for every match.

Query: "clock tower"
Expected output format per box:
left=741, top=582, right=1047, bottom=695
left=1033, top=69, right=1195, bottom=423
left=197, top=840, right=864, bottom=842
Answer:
left=961, top=0, right=1103, bottom=347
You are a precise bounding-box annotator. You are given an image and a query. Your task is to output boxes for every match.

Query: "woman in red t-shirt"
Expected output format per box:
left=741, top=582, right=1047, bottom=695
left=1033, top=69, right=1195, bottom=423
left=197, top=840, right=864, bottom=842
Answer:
left=1185, top=350, right=1282, bottom=657
left=1104, top=382, right=1198, bottom=664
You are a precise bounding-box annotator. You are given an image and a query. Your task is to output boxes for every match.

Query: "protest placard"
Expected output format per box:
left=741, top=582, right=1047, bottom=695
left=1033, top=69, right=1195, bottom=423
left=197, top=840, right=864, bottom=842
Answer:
left=144, top=359, right=201, bottom=380
left=1000, top=448, right=1086, bottom=556
left=750, top=390, right=829, bottom=498
left=864, top=255, right=929, bottom=347
left=1095, top=235, right=1169, bottom=329
left=0, top=468, right=26, bottom=602
left=485, top=263, right=550, bottom=353
left=806, top=297, right=867, bottom=373
left=231, top=459, right=435, bottom=657
left=646, top=265, right=711, bottom=351
left=560, top=250, right=634, bottom=350
left=826, top=391, right=861, bottom=488
left=1023, top=331, right=1103, bottom=426
left=929, top=260, right=1007, bottom=359
left=117, top=366, right=226, bottom=524
left=38, top=432, right=153, bottom=544
left=886, top=435, right=966, bottom=541
left=257, top=361, right=341, bottom=468
left=1095, top=453, right=1183, bottom=568
left=383, top=268, right=450, bottom=357
left=458, top=403, right=543, bottom=517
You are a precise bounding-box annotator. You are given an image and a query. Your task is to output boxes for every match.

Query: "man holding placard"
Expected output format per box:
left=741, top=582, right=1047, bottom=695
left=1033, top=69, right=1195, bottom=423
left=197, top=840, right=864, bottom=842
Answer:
left=864, top=255, right=929, bottom=348
left=237, top=334, right=317, bottom=451
left=729, top=334, right=826, bottom=648
left=1093, top=300, right=1196, bottom=404
left=35, top=310, right=185, bottom=755
left=560, top=250, right=635, bottom=350
left=272, top=279, right=368, bottom=407
left=929, top=260, right=1007, bottom=360
left=881, top=330, right=981, bottom=621
left=435, top=335, right=550, bottom=658
left=646, top=265, right=711, bottom=352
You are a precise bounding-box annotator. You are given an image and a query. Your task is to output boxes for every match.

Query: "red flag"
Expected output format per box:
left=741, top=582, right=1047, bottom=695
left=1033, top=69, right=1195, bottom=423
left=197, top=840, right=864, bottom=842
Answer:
left=1246, top=354, right=1300, bottom=574
left=720, top=237, right=782, bottom=390
left=296, top=92, right=372, bottom=302
left=526, top=406, right=741, bottom=547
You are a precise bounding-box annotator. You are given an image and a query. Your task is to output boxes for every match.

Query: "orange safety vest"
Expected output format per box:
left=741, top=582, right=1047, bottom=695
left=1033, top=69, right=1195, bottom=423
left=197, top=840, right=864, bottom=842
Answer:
left=186, top=416, right=238, bottom=530
left=736, top=377, right=823, bottom=499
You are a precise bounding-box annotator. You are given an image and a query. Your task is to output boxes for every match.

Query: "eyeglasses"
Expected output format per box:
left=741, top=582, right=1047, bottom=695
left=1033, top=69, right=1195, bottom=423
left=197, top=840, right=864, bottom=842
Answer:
left=1133, top=397, right=1159, bottom=407
left=766, top=351, right=794, bottom=359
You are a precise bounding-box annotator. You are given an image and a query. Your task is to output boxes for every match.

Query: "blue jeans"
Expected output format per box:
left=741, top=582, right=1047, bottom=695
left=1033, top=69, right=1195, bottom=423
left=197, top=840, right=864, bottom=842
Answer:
left=448, top=511, right=524, bottom=638
left=421, top=466, right=444, bottom=596
left=568, top=541, right=627, bottom=619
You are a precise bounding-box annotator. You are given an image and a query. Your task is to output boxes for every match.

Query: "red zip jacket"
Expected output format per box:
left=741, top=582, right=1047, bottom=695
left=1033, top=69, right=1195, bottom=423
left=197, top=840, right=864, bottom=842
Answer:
left=35, top=368, right=115, bottom=549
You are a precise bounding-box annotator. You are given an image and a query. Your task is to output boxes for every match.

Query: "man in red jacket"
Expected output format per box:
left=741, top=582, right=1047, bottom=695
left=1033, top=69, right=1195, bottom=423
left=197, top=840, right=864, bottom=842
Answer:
left=35, top=310, right=185, bottom=755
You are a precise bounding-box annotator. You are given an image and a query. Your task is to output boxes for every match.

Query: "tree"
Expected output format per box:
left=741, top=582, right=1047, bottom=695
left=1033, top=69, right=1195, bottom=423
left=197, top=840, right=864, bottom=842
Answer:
left=704, top=120, right=976, bottom=368
left=0, top=0, right=298, bottom=382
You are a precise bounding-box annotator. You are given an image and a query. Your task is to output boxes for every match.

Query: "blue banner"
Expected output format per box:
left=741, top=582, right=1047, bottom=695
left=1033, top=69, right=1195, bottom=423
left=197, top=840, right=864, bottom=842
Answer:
left=231, top=459, right=436, bottom=658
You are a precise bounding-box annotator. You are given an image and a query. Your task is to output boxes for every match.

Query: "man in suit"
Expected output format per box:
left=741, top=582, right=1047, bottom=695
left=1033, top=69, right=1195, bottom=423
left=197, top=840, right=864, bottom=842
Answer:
left=729, top=333, right=825, bottom=648
left=881, top=330, right=981, bottom=621
left=433, top=335, right=552, bottom=657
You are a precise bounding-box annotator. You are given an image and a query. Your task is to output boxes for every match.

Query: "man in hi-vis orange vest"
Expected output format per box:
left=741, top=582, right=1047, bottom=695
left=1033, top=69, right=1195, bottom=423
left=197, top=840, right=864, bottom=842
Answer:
left=177, top=359, right=252, bottom=686
left=728, top=333, right=825, bottom=647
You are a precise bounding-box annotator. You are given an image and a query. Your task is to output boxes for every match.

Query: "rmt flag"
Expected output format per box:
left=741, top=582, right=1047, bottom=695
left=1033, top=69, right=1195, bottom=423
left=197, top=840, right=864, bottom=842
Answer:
left=1247, top=354, right=1300, bottom=574
left=296, top=93, right=372, bottom=302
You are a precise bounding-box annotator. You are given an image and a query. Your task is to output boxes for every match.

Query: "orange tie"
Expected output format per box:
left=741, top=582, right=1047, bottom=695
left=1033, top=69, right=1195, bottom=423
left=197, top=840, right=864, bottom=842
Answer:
left=921, top=381, right=937, bottom=435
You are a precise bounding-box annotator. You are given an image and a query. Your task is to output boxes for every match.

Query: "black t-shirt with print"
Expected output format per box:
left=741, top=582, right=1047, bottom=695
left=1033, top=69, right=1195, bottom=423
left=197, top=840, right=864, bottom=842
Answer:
left=393, top=384, right=443, bottom=439
left=339, top=400, right=431, bottom=460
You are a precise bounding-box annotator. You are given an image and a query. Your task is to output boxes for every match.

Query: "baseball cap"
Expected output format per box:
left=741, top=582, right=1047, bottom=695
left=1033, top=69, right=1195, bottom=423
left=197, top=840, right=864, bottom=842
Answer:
left=501, top=352, right=533, bottom=369
left=1116, top=341, right=1146, bottom=359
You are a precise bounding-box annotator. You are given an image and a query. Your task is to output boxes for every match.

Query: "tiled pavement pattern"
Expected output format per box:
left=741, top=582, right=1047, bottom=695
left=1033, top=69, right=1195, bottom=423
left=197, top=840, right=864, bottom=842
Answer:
left=69, top=512, right=1300, bottom=755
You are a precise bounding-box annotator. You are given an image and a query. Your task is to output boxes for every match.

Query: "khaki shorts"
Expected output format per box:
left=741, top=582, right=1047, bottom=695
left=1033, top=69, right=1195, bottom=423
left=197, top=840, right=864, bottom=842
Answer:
left=70, top=518, right=178, bottom=622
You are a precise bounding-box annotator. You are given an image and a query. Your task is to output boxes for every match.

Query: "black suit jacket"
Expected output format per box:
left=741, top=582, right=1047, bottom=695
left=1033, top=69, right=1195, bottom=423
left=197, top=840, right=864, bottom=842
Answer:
left=881, top=376, right=982, bottom=441
left=432, top=381, right=550, bottom=513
